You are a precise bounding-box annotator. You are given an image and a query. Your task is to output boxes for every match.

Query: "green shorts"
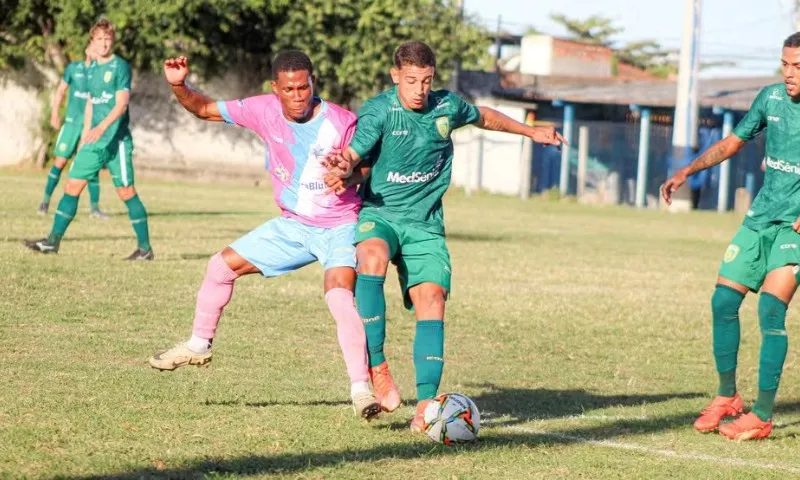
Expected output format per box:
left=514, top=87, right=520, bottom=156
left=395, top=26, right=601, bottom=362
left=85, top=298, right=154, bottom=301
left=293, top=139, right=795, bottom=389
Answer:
left=718, top=223, right=800, bottom=291
left=355, top=210, right=451, bottom=310
left=52, top=122, right=82, bottom=159
left=69, top=135, right=134, bottom=187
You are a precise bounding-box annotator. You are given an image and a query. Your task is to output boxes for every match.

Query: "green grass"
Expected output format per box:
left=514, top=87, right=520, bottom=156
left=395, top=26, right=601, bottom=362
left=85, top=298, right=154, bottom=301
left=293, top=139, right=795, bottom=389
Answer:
left=2, top=168, right=800, bottom=479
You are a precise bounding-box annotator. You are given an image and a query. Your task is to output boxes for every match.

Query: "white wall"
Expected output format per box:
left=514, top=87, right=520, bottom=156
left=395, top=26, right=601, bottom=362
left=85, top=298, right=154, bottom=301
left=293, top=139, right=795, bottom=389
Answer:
left=452, top=98, right=527, bottom=196
left=0, top=65, right=267, bottom=172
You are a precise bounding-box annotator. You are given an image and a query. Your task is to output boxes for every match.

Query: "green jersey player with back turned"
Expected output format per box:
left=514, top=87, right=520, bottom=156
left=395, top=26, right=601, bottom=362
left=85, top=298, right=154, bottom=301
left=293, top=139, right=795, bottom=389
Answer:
left=662, top=32, right=800, bottom=441
left=324, top=41, right=565, bottom=433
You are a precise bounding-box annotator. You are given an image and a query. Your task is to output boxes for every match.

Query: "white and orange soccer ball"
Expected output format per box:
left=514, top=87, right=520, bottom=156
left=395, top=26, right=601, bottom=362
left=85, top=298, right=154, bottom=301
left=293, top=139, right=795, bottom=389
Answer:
left=422, top=392, right=480, bottom=445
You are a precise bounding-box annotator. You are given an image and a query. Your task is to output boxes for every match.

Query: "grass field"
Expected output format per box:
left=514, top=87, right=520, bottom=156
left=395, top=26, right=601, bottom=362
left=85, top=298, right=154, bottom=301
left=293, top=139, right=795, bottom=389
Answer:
left=3, top=168, right=800, bottom=479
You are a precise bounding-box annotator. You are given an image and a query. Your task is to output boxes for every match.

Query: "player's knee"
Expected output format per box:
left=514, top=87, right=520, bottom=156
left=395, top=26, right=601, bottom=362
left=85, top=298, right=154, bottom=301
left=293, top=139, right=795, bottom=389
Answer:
left=116, top=186, right=136, bottom=201
left=63, top=179, right=85, bottom=196
left=54, top=157, right=68, bottom=169
left=416, top=285, right=447, bottom=312
left=357, top=245, right=390, bottom=275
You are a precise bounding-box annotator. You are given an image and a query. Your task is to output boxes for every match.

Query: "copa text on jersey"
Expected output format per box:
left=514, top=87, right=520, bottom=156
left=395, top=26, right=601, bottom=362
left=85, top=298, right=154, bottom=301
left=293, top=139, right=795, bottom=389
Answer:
left=386, top=169, right=441, bottom=184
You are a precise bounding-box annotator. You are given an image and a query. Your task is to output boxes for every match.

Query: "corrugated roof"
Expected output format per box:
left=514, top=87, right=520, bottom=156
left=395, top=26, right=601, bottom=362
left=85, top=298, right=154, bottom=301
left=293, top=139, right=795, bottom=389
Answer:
left=459, top=70, right=783, bottom=111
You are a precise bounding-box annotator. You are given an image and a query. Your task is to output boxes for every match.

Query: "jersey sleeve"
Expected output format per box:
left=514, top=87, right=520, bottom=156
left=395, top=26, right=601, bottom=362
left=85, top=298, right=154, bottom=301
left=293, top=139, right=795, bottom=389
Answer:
left=349, top=98, right=386, bottom=159
left=215, top=96, right=267, bottom=134
left=116, top=60, right=132, bottom=93
left=733, top=87, right=768, bottom=142
left=62, top=63, right=73, bottom=84
left=450, top=92, right=481, bottom=129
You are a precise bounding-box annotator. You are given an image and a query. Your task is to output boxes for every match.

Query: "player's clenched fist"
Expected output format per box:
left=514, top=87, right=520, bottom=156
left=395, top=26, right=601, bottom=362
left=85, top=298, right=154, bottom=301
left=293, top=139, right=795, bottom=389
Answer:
left=164, top=56, right=189, bottom=86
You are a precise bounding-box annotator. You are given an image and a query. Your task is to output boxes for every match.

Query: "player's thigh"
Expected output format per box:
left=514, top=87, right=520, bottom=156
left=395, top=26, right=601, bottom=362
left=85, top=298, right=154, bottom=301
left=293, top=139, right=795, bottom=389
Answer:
left=396, top=231, right=451, bottom=311
left=52, top=123, right=81, bottom=159
left=355, top=213, right=400, bottom=275
left=220, top=246, right=262, bottom=276
left=718, top=225, right=769, bottom=292
left=308, top=222, right=358, bottom=292
left=106, top=137, right=135, bottom=188
left=763, top=227, right=800, bottom=302
left=228, top=217, right=316, bottom=278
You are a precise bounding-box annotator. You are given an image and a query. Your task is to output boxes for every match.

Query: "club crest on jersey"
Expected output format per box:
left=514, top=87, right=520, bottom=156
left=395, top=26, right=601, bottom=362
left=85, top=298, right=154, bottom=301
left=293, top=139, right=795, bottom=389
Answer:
left=723, top=244, right=739, bottom=263
left=359, top=221, right=375, bottom=233
left=275, top=166, right=290, bottom=182
left=104, top=71, right=112, bottom=83
left=435, top=117, right=450, bottom=139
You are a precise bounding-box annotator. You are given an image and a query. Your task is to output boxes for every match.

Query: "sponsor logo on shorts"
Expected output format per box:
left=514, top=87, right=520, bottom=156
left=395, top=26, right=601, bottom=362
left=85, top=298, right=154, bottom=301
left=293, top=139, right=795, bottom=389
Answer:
left=724, top=244, right=740, bottom=263
left=435, top=116, right=450, bottom=138
left=363, top=315, right=381, bottom=323
left=426, top=356, right=444, bottom=362
left=780, top=243, right=798, bottom=250
left=765, top=157, right=800, bottom=175
left=359, top=221, right=375, bottom=233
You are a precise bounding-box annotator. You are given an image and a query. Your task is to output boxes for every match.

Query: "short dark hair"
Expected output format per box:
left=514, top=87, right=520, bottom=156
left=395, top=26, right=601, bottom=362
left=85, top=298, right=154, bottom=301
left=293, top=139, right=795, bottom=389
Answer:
left=271, top=50, right=313, bottom=80
left=393, top=41, right=436, bottom=69
left=785, top=32, right=800, bottom=48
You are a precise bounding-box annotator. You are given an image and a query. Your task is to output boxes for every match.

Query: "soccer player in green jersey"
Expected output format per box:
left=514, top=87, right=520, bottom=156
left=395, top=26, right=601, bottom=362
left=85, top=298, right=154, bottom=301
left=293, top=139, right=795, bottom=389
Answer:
left=38, top=44, right=107, bottom=219
left=324, top=41, right=565, bottom=432
left=661, top=32, right=800, bottom=441
left=25, top=19, right=153, bottom=260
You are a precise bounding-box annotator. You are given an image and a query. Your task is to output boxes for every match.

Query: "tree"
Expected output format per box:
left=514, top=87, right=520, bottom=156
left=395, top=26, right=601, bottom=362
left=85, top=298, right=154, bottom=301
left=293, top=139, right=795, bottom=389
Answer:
left=272, top=0, right=490, bottom=105
left=549, top=13, right=623, bottom=46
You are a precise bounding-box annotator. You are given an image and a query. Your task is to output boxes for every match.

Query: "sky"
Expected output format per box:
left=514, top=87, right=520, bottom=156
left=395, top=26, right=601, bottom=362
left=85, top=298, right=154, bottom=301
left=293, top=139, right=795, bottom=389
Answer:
left=466, top=0, right=795, bottom=77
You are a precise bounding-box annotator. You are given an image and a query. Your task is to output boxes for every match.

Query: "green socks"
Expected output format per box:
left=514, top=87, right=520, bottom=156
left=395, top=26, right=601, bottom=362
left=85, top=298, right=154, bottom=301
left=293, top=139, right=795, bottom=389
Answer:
left=49, top=193, right=79, bottom=244
left=124, top=194, right=151, bottom=251
left=88, top=175, right=101, bottom=211
left=711, top=285, right=745, bottom=396
left=43, top=166, right=63, bottom=204
left=753, top=292, right=787, bottom=421
left=355, top=275, right=387, bottom=368
left=414, top=319, right=444, bottom=401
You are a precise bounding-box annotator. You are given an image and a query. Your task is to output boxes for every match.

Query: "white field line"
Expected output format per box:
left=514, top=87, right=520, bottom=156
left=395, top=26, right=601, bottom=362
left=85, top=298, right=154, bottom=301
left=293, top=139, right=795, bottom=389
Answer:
left=503, top=425, right=800, bottom=474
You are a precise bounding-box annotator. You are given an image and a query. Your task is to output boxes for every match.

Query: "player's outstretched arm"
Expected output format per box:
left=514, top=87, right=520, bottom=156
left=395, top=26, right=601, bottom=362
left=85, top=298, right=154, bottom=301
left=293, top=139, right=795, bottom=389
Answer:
left=660, top=135, right=746, bottom=205
left=474, top=106, right=566, bottom=148
left=164, top=56, right=223, bottom=122
left=324, top=163, right=372, bottom=195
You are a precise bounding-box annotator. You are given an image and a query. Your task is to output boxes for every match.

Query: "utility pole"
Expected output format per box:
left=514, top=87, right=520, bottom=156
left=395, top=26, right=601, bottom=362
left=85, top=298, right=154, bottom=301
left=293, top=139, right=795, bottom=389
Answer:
left=450, top=0, right=465, bottom=92
left=669, top=0, right=702, bottom=211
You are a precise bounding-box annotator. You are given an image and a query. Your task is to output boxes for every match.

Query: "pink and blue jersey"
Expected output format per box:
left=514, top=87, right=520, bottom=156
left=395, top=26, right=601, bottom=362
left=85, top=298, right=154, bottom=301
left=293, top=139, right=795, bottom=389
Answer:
left=217, top=95, right=361, bottom=228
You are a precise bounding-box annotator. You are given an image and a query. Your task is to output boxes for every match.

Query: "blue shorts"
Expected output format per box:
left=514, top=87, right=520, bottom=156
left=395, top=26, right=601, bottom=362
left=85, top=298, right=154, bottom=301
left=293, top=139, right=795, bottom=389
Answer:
left=229, top=216, right=356, bottom=277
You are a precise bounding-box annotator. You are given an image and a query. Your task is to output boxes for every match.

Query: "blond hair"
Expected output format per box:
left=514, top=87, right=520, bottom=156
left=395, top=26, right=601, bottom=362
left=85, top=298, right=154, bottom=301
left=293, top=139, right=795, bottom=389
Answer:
left=90, top=18, right=115, bottom=39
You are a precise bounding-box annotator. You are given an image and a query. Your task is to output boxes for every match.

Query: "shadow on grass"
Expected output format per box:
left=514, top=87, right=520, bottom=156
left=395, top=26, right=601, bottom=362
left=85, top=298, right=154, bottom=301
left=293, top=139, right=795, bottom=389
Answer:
left=468, top=383, right=705, bottom=427
left=447, top=231, right=512, bottom=243
left=203, top=398, right=352, bottom=408
left=67, top=387, right=712, bottom=479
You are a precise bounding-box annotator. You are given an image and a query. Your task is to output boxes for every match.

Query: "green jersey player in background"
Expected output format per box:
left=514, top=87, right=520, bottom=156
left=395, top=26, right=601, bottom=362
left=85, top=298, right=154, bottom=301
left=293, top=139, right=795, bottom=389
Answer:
left=325, top=41, right=565, bottom=432
left=37, top=43, right=107, bottom=219
left=26, top=19, right=153, bottom=260
left=661, top=32, right=800, bottom=441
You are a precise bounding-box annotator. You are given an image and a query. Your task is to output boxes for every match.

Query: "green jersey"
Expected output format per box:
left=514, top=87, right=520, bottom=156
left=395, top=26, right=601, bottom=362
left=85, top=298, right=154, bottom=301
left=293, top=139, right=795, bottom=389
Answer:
left=350, top=86, right=481, bottom=234
left=62, top=61, right=90, bottom=126
left=86, top=54, right=132, bottom=146
left=733, top=83, right=800, bottom=230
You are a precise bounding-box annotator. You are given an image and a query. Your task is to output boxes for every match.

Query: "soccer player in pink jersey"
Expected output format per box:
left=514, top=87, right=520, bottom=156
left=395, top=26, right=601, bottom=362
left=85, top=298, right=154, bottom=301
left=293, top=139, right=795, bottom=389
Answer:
left=149, top=52, right=381, bottom=420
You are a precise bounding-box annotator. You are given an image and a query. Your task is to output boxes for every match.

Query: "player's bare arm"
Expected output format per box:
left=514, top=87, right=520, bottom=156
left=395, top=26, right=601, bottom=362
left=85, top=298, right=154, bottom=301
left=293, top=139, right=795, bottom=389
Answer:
left=164, top=56, right=223, bottom=122
left=660, top=135, right=746, bottom=205
left=474, top=106, right=566, bottom=147
left=50, top=80, right=69, bottom=130
left=83, top=90, right=129, bottom=144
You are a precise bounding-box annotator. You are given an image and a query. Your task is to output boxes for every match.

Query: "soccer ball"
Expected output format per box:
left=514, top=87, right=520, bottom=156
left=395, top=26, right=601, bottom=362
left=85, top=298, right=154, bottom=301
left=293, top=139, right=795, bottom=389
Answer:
left=422, top=392, right=480, bottom=445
